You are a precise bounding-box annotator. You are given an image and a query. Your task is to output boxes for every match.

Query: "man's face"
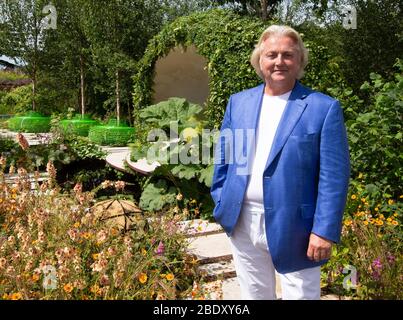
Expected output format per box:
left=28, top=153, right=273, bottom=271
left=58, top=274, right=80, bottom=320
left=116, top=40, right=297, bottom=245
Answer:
left=259, top=36, right=301, bottom=90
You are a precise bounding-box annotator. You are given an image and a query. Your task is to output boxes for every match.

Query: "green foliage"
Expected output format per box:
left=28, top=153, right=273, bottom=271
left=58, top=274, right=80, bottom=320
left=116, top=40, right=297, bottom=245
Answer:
left=139, top=179, right=177, bottom=212
left=345, top=60, right=402, bottom=199
left=139, top=97, right=203, bottom=129
left=0, top=70, right=29, bottom=81
left=0, top=85, right=34, bottom=115
left=131, top=98, right=215, bottom=219
left=337, top=0, right=403, bottom=91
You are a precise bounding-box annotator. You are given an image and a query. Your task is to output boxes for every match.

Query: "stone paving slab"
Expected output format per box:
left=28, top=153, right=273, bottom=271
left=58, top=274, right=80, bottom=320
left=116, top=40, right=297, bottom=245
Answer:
left=198, top=260, right=236, bottom=281
left=187, top=232, right=233, bottom=264
left=179, top=219, right=223, bottom=237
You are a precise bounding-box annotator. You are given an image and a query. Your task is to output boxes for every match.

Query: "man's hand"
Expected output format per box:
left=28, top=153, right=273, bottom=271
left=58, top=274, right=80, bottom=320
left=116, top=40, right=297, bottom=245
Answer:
left=307, top=233, right=333, bottom=262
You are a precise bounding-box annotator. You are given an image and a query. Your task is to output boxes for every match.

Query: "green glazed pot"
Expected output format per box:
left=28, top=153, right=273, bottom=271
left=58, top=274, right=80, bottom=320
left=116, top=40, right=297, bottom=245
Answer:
left=88, top=119, right=135, bottom=146
left=60, top=114, right=99, bottom=137
left=8, top=112, right=51, bottom=133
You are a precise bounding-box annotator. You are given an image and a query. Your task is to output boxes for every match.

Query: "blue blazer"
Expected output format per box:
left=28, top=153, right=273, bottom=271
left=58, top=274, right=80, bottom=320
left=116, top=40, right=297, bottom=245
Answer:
left=210, top=81, right=350, bottom=273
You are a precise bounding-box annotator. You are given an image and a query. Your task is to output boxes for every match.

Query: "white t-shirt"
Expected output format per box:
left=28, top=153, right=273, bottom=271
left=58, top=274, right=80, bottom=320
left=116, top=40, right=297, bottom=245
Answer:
left=243, top=90, right=291, bottom=209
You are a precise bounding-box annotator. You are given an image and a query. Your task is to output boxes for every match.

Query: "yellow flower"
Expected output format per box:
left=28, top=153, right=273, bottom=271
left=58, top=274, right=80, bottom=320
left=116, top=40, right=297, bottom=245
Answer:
left=374, top=207, right=379, bottom=211
left=363, top=221, right=369, bottom=225
left=376, top=220, right=384, bottom=226
left=63, top=283, right=74, bottom=293
left=166, top=273, right=174, bottom=281
left=361, top=198, right=366, bottom=203
left=358, top=173, right=363, bottom=179
left=351, top=194, right=357, bottom=200
left=392, top=220, right=399, bottom=226
left=92, top=253, right=99, bottom=260
left=141, top=248, right=147, bottom=256
left=73, top=222, right=80, bottom=228
left=387, top=218, right=393, bottom=222
left=343, top=220, right=353, bottom=226
left=32, top=274, right=40, bottom=282
left=10, top=292, right=22, bottom=300
left=2, top=293, right=9, bottom=300
left=90, top=285, right=101, bottom=295
left=139, top=273, right=148, bottom=284
left=388, top=199, right=394, bottom=205
left=399, top=195, right=403, bottom=199
left=82, top=232, right=92, bottom=240
left=378, top=214, right=385, bottom=220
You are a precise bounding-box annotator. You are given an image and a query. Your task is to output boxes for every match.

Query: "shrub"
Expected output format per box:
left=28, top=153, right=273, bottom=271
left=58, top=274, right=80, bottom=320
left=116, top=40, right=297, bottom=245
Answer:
left=345, top=60, right=402, bottom=199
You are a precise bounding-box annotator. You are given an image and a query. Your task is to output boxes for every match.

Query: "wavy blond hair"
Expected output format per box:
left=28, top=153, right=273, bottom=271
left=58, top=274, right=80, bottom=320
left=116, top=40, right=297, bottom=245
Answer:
left=250, top=25, right=308, bottom=80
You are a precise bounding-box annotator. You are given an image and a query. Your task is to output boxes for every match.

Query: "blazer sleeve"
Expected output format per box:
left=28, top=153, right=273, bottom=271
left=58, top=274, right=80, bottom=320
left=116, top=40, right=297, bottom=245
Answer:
left=210, top=96, right=232, bottom=205
left=312, top=100, right=351, bottom=243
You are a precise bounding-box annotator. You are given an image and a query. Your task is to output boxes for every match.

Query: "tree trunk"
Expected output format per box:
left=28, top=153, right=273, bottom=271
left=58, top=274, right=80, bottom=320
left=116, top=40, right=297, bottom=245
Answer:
left=32, top=69, right=36, bottom=111
left=80, top=54, right=85, bottom=117
left=261, top=0, right=268, bottom=21
left=116, top=70, right=120, bottom=125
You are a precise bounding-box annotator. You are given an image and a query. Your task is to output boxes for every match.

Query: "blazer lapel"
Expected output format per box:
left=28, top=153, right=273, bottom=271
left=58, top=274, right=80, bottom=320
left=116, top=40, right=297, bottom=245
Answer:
left=264, top=82, right=309, bottom=171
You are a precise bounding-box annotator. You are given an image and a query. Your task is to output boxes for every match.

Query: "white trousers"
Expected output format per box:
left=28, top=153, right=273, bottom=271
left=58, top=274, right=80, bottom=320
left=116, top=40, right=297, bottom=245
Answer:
left=229, top=204, right=321, bottom=300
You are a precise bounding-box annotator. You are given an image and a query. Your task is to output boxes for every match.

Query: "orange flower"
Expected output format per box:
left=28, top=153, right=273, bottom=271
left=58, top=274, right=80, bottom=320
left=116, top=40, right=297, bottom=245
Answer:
left=32, top=274, right=40, bottom=282
left=166, top=273, right=174, bottom=281
left=10, top=292, right=23, bottom=300
left=63, top=283, right=74, bottom=293
left=139, top=273, right=147, bottom=284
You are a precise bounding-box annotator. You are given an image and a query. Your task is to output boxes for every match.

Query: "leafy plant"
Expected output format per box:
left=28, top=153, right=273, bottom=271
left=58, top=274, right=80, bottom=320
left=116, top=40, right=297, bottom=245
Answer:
left=131, top=98, right=215, bottom=219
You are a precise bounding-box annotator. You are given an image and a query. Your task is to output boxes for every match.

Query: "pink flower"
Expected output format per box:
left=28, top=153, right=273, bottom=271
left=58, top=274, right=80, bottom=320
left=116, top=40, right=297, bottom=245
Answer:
left=155, top=241, right=165, bottom=255
left=73, top=183, right=82, bottom=194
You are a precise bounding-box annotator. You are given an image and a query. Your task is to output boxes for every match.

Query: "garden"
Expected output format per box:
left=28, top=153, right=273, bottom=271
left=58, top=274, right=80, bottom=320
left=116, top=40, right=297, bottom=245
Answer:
left=0, top=0, right=402, bottom=300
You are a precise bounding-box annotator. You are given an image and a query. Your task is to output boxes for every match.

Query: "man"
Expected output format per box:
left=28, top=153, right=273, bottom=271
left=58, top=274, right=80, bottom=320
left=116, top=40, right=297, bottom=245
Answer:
left=210, top=25, right=350, bottom=300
